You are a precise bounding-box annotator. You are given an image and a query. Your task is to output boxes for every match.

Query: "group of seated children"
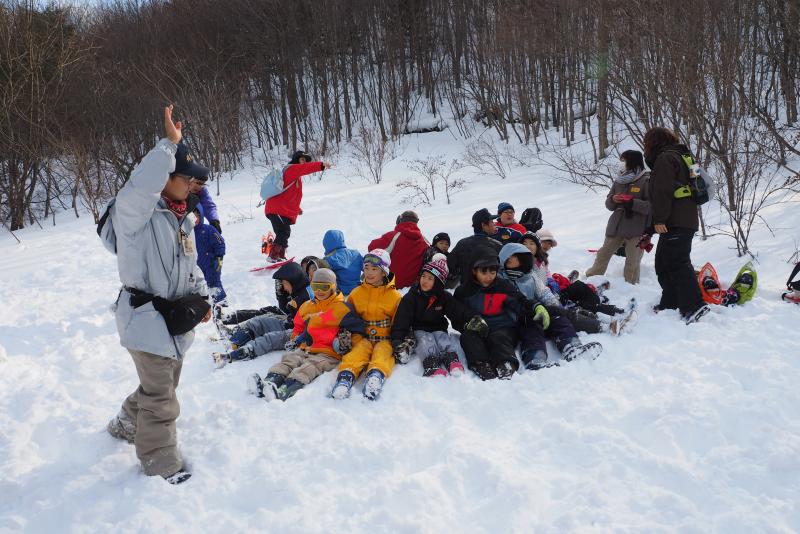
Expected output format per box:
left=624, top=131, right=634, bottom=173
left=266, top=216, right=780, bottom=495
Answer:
left=214, top=209, right=609, bottom=401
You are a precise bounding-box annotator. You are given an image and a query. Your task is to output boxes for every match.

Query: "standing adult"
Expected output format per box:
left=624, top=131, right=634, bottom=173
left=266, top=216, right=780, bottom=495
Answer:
left=585, top=150, right=651, bottom=284
left=368, top=210, right=430, bottom=289
left=447, top=208, right=503, bottom=286
left=104, top=105, right=211, bottom=484
left=644, top=127, right=708, bottom=323
left=265, top=150, right=332, bottom=261
left=189, top=176, right=221, bottom=233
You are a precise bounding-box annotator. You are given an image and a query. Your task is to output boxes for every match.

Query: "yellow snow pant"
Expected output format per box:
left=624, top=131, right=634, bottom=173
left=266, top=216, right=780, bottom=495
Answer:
left=338, top=338, right=395, bottom=378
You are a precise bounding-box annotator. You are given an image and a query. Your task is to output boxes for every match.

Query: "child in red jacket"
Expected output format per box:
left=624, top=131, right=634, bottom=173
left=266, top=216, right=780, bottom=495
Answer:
left=265, top=150, right=332, bottom=261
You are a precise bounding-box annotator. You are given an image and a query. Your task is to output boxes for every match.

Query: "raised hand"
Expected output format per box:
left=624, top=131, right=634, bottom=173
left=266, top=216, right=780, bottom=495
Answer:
left=164, top=105, right=182, bottom=145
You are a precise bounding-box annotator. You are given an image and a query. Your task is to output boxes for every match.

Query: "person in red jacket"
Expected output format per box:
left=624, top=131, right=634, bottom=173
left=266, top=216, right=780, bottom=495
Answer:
left=265, top=150, right=332, bottom=261
left=367, top=211, right=430, bottom=289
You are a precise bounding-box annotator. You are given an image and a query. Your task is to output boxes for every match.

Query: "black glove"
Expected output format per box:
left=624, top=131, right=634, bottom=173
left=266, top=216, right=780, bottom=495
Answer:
left=464, top=315, right=489, bottom=337
left=392, top=335, right=417, bottom=364
left=284, top=337, right=299, bottom=351
left=210, top=219, right=222, bottom=233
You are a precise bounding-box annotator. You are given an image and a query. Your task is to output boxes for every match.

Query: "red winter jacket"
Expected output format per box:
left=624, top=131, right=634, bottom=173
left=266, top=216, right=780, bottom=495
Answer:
left=368, top=222, right=430, bottom=289
left=265, top=161, right=324, bottom=223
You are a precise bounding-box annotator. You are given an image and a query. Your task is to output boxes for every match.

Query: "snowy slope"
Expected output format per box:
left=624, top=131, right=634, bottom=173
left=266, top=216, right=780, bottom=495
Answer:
left=1, top=127, right=800, bottom=533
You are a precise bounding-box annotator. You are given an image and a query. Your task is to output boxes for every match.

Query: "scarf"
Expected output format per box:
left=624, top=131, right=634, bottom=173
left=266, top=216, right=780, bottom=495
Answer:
left=614, top=169, right=643, bottom=185
left=161, top=195, right=187, bottom=219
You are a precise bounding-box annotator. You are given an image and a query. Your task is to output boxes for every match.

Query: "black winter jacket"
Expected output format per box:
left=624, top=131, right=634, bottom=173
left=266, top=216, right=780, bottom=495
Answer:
left=454, top=276, right=536, bottom=331
left=391, top=284, right=473, bottom=342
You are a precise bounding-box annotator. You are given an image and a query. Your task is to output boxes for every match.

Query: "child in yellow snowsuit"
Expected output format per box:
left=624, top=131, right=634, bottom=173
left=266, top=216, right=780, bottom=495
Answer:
left=331, top=249, right=402, bottom=400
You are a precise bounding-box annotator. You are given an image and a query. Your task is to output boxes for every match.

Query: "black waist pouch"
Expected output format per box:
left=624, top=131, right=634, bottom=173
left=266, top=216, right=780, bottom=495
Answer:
left=128, top=288, right=210, bottom=336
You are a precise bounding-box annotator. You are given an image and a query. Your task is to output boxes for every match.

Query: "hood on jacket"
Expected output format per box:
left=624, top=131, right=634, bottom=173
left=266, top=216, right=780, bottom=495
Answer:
left=499, top=242, right=533, bottom=273
left=273, top=261, right=310, bottom=293
left=323, top=229, right=347, bottom=254
left=193, top=202, right=205, bottom=224
left=395, top=221, right=424, bottom=239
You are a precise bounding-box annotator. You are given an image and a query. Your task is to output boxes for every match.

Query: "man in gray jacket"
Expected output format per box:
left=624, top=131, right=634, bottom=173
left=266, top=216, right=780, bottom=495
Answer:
left=105, top=105, right=211, bottom=484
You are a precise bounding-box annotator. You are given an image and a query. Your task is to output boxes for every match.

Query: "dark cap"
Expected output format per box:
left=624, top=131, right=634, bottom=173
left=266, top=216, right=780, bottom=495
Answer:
left=396, top=210, right=419, bottom=224
left=432, top=232, right=450, bottom=246
left=290, top=150, right=313, bottom=164
left=497, top=202, right=514, bottom=214
left=471, top=208, right=497, bottom=227
left=472, top=255, right=500, bottom=268
left=173, top=143, right=209, bottom=178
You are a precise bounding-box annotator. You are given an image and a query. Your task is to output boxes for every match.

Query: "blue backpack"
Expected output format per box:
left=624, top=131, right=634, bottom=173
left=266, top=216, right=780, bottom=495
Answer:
left=260, top=166, right=293, bottom=201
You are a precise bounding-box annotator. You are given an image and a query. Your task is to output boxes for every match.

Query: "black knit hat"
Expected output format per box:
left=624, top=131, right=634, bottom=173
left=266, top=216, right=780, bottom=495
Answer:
left=432, top=232, right=450, bottom=246
left=289, top=150, right=313, bottom=164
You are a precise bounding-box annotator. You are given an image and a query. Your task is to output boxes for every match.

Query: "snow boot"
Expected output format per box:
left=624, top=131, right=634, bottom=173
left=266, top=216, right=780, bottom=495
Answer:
left=471, top=360, right=498, bottom=381
left=214, top=345, right=254, bottom=368
left=164, top=469, right=192, bottom=485
left=107, top=410, right=136, bottom=444
left=268, top=243, right=287, bottom=263
left=684, top=304, right=711, bottom=325
left=442, top=351, right=465, bottom=376
left=247, top=372, right=285, bottom=399
left=330, top=370, right=356, bottom=400
left=562, top=338, right=603, bottom=362
left=229, top=328, right=254, bottom=349
left=422, top=355, right=447, bottom=377
left=276, top=378, right=304, bottom=401
left=521, top=349, right=550, bottom=371
left=362, top=369, right=386, bottom=401
left=495, top=361, right=516, bottom=380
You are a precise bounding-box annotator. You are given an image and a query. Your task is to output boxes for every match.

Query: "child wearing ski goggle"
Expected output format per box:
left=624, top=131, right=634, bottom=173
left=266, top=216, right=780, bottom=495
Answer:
left=310, top=281, right=335, bottom=293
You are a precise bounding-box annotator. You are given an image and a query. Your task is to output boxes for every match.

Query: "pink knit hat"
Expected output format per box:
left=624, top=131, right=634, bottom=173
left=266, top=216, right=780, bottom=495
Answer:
left=421, top=253, right=449, bottom=285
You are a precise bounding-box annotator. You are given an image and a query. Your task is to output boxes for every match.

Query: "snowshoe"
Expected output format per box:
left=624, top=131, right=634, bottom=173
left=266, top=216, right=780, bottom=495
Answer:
left=362, top=369, right=386, bottom=401
left=562, top=341, right=603, bottom=362
left=330, top=370, right=356, bottom=400
left=684, top=304, right=711, bottom=325
left=164, top=469, right=192, bottom=485
left=729, top=261, right=757, bottom=305
left=275, top=379, right=304, bottom=401
left=609, top=298, right=638, bottom=335
left=697, top=262, right=724, bottom=305
left=442, top=352, right=465, bottom=376
left=495, top=361, right=516, bottom=380
left=782, top=290, right=800, bottom=304
left=107, top=411, right=136, bottom=444
left=422, top=355, right=447, bottom=377
left=471, top=361, right=498, bottom=381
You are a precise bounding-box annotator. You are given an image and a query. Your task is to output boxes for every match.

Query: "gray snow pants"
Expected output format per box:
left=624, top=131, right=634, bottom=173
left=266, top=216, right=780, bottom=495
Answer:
left=120, top=349, right=183, bottom=477
left=268, top=350, right=340, bottom=385
left=413, top=330, right=464, bottom=360
left=244, top=314, right=291, bottom=357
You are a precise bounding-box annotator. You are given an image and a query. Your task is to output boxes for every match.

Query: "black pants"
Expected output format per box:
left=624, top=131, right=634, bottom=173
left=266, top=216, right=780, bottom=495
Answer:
left=460, top=327, right=518, bottom=370
left=266, top=214, right=292, bottom=248
left=654, top=228, right=704, bottom=316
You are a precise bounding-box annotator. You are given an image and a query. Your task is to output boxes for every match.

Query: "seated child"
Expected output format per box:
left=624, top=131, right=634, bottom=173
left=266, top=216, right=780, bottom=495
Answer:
left=300, top=255, right=330, bottom=281
left=323, top=229, right=363, bottom=296
left=499, top=242, right=602, bottom=369
left=390, top=254, right=472, bottom=377
left=247, top=268, right=364, bottom=401
left=193, top=204, right=226, bottom=303
left=454, top=246, right=549, bottom=380
left=212, top=261, right=312, bottom=366
left=330, top=249, right=402, bottom=400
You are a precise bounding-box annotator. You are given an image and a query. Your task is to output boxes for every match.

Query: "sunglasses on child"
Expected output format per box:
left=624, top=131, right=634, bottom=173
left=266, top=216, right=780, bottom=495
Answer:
left=363, top=255, right=384, bottom=267
left=476, top=266, right=498, bottom=274
left=311, top=281, right=334, bottom=292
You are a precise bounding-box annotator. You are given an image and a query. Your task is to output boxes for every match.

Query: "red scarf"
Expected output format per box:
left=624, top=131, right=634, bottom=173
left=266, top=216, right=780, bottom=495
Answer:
left=161, top=195, right=187, bottom=219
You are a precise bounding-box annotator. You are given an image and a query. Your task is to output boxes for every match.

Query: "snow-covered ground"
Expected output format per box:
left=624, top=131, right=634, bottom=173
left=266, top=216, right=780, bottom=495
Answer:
left=2, top=126, right=800, bottom=533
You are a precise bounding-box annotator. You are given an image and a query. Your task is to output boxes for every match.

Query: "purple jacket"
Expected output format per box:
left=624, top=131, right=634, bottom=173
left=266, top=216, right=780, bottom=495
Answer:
left=197, top=186, right=219, bottom=222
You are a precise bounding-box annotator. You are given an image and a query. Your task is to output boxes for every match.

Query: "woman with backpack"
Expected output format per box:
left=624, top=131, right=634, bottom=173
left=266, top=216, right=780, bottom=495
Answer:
left=264, top=151, right=333, bottom=262
left=585, top=150, right=651, bottom=284
left=645, top=127, right=708, bottom=324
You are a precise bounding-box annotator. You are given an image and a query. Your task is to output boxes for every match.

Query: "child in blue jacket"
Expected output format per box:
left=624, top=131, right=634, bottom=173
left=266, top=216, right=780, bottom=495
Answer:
left=322, top=229, right=363, bottom=296
left=193, top=204, right=226, bottom=303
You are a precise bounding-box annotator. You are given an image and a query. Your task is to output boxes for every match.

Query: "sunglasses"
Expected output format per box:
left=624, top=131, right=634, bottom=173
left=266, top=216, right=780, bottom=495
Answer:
left=311, top=282, right=334, bottom=292
left=476, top=266, right=498, bottom=274
left=363, top=255, right=385, bottom=267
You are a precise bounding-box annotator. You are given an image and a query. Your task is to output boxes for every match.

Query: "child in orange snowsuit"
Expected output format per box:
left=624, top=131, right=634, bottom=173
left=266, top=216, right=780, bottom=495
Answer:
left=330, top=249, right=402, bottom=400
